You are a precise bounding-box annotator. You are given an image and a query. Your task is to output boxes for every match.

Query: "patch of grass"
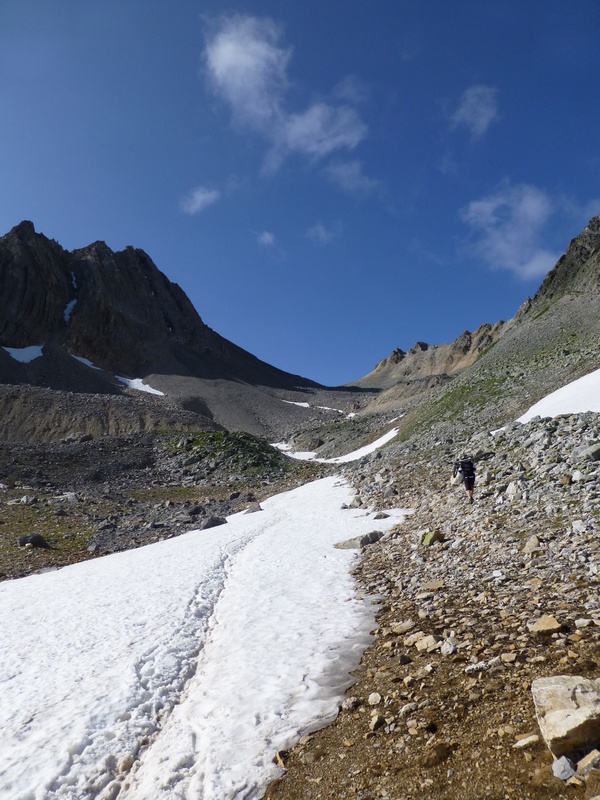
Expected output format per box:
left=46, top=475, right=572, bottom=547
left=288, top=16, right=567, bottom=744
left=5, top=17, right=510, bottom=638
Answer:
left=0, top=492, right=95, bottom=580
left=532, top=305, right=551, bottom=320
left=477, top=340, right=498, bottom=359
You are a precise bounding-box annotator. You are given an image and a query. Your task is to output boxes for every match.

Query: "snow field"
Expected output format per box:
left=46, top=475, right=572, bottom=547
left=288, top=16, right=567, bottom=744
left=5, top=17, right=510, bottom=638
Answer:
left=517, top=366, right=600, bottom=422
left=0, top=477, right=409, bottom=800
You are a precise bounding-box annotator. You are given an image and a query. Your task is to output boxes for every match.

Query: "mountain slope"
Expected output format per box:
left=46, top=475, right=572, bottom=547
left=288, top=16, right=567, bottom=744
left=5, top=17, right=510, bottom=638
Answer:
left=0, top=222, right=370, bottom=440
left=368, top=214, right=600, bottom=440
left=0, top=221, right=319, bottom=388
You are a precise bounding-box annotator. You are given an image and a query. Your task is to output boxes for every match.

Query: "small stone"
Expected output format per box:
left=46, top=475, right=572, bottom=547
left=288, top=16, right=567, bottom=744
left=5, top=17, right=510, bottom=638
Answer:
left=512, top=734, right=540, bottom=749
left=566, top=775, right=584, bottom=787
left=422, top=579, right=445, bottom=591
left=523, top=535, right=540, bottom=554
left=368, top=692, right=382, bottom=706
left=404, top=631, right=426, bottom=647
left=416, top=634, right=438, bottom=652
left=527, top=615, right=562, bottom=634
left=552, top=755, right=575, bottom=781
left=441, top=640, right=457, bottom=656
left=421, top=529, right=444, bottom=546
left=392, top=620, right=416, bottom=635
left=400, top=702, right=418, bottom=718
left=421, top=743, right=452, bottom=768
left=370, top=714, right=385, bottom=731
left=199, top=516, right=228, bottom=530
left=501, top=652, right=517, bottom=664
left=532, top=675, right=600, bottom=757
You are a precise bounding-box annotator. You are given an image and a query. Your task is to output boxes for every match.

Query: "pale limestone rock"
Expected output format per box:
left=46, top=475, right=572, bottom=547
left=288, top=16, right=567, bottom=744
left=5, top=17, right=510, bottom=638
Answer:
left=404, top=630, right=426, bottom=647
left=415, top=634, right=438, bottom=652
left=512, top=734, right=540, bottom=749
left=369, top=714, right=385, bottom=731
left=441, top=640, right=457, bottom=656
left=422, top=578, right=445, bottom=591
left=577, top=748, right=600, bottom=775
left=527, top=615, right=562, bottom=634
left=392, top=619, right=416, bottom=635
left=523, top=534, right=540, bottom=554
left=532, top=676, right=600, bottom=757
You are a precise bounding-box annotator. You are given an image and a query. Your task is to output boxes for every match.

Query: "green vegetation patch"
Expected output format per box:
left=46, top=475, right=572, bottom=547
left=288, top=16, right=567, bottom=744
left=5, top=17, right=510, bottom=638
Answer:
left=0, top=492, right=94, bottom=580
left=176, top=430, right=299, bottom=472
left=533, top=305, right=551, bottom=320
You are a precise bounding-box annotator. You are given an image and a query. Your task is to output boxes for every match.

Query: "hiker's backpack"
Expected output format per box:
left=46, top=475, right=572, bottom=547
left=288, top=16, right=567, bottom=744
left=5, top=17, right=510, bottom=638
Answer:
left=459, top=457, right=475, bottom=478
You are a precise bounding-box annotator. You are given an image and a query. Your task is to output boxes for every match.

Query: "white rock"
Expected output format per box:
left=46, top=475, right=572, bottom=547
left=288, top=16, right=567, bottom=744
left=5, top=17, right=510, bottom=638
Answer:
left=441, top=640, right=457, bottom=656
left=512, top=734, right=540, bottom=749
left=532, top=676, right=600, bottom=757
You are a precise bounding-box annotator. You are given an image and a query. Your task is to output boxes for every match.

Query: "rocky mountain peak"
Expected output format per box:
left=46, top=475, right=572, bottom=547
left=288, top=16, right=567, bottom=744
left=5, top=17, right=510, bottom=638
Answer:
left=354, top=321, right=504, bottom=391
left=526, top=213, right=600, bottom=310
left=0, top=222, right=334, bottom=438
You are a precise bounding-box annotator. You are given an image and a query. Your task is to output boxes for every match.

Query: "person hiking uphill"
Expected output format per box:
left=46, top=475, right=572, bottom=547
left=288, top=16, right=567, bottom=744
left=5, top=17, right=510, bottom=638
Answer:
left=454, top=454, right=476, bottom=503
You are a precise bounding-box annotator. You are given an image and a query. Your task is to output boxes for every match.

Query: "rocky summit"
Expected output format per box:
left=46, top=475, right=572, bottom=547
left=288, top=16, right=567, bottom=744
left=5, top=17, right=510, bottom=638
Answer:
left=1, top=215, right=600, bottom=798
left=0, top=221, right=365, bottom=440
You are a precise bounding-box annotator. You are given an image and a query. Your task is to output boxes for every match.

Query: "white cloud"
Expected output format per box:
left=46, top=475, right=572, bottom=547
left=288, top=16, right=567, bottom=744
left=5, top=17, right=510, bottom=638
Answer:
left=257, top=231, right=275, bottom=246
left=307, top=221, right=342, bottom=245
left=204, top=15, right=367, bottom=170
left=332, top=74, right=369, bottom=105
left=325, top=159, right=380, bottom=194
left=204, top=16, right=289, bottom=132
left=460, top=181, right=560, bottom=279
left=180, top=186, right=220, bottom=215
left=451, top=85, right=499, bottom=139
left=284, top=104, right=366, bottom=159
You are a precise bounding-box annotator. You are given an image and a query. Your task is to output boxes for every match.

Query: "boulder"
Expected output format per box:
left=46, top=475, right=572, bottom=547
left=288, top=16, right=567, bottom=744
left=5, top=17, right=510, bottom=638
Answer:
left=527, top=615, right=562, bottom=634
left=421, top=529, right=444, bottom=546
left=532, top=676, right=600, bottom=757
left=18, top=533, right=49, bottom=548
left=572, top=443, right=600, bottom=462
left=199, top=516, right=227, bottom=530
left=334, top=531, right=383, bottom=550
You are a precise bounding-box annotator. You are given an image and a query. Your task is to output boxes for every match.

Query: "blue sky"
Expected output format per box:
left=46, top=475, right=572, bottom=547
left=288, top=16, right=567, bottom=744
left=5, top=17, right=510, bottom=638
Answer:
left=1, top=1, right=599, bottom=385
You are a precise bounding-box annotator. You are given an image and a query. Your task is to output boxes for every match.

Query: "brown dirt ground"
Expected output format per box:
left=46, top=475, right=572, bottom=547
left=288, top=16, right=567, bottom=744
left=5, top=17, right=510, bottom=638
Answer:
left=264, top=543, right=600, bottom=800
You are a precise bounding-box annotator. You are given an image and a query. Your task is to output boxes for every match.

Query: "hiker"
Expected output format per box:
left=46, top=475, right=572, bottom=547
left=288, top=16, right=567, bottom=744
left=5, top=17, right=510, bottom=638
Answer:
left=454, top=454, right=476, bottom=503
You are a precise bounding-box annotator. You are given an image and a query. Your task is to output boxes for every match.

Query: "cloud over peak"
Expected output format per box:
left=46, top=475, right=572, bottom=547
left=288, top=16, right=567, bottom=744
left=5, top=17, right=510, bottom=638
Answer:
left=203, top=15, right=367, bottom=170
left=461, top=181, right=559, bottom=279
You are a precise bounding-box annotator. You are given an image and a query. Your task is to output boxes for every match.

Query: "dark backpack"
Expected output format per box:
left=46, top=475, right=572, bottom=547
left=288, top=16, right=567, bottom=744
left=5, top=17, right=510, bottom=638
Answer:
left=459, top=458, right=475, bottom=478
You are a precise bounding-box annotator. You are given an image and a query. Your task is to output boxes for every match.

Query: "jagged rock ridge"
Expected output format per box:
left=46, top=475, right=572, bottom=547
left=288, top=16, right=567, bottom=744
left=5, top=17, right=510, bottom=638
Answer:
left=0, top=221, right=318, bottom=387
left=0, top=222, right=369, bottom=440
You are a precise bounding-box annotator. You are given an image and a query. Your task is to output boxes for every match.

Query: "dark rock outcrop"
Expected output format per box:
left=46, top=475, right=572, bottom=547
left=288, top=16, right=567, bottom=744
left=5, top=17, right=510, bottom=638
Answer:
left=0, top=221, right=319, bottom=388
left=0, top=222, right=353, bottom=440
